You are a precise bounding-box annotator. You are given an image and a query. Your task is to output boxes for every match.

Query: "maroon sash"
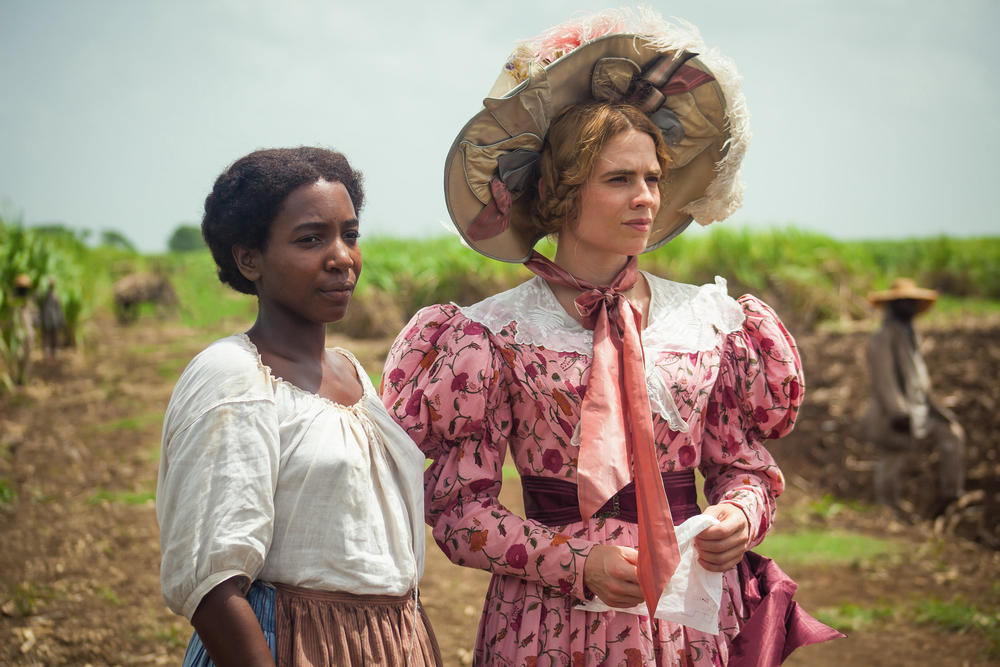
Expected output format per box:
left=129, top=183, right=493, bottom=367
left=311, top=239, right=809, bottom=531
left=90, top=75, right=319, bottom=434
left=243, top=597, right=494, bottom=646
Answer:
left=522, top=470, right=699, bottom=527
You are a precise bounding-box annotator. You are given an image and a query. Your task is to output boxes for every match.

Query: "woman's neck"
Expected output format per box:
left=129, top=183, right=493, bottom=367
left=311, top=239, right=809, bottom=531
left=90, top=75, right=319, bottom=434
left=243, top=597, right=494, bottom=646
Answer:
left=545, top=245, right=651, bottom=328
left=552, top=244, right=631, bottom=286
left=246, top=305, right=327, bottom=364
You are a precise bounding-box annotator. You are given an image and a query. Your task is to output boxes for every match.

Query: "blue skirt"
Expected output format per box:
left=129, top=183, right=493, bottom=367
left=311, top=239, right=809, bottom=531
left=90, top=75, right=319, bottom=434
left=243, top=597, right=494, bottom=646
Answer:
left=181, top=581, right=278, bottom=666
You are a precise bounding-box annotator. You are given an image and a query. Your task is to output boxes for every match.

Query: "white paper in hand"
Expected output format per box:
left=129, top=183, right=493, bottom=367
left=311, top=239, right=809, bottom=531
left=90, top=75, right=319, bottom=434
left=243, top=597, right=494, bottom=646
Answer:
left=574, top=514, right=723, bottom=634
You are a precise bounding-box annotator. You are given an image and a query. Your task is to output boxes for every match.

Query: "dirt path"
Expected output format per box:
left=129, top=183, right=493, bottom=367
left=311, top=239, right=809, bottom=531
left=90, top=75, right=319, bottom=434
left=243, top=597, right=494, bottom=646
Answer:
left=1, top=317, right=997, bottom=665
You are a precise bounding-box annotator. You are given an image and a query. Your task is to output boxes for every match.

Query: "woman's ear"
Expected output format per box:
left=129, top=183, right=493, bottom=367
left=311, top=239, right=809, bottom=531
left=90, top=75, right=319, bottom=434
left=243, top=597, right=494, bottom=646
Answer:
left=233, top=245, right=262, bottom=283
left=537, top=176, right=547, bottom=201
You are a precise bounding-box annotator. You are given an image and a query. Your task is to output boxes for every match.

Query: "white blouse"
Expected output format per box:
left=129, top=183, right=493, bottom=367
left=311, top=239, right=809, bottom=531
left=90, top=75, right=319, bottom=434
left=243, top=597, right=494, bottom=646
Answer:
left=156, top=334, right=426, bottom=620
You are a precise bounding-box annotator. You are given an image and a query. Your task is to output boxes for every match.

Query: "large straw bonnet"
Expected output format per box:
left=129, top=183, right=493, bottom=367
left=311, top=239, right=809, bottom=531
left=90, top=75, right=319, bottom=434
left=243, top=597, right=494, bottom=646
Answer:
left=443, top=9, right=750, bottom=262
left=867, top=277, right=939, bottom=313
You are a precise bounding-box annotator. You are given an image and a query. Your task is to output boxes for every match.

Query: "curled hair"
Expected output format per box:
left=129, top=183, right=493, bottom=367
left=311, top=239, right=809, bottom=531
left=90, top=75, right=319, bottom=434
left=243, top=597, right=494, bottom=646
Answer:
left=529, top=103, right=670, bottom=238
left=201, top=147, right=365, bottom=294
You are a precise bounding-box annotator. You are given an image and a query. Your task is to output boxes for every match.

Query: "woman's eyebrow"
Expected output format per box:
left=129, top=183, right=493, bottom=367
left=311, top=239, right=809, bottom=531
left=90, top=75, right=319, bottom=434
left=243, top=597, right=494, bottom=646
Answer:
left=291, top=218, right=359, bottom=231
left=599, top=167, right=662, bottom=177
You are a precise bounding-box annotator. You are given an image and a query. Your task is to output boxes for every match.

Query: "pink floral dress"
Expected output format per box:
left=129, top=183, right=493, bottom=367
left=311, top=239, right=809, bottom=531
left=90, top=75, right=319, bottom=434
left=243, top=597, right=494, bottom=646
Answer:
left=382, top=273, right=803, bottom=666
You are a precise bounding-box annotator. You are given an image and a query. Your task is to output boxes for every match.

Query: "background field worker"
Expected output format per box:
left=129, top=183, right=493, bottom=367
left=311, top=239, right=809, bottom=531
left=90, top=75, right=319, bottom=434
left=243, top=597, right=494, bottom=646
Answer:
left=6, top=273, right=37, bottom=384
left=39, top=276, right=65, bottom=358
left=864, top=277, right=966, bottom=515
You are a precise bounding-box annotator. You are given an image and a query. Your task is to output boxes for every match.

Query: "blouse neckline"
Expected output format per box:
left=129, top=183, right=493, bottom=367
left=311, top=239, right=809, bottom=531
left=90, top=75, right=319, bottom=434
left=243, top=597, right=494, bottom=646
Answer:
left=236, top=332, right=370, bottom=411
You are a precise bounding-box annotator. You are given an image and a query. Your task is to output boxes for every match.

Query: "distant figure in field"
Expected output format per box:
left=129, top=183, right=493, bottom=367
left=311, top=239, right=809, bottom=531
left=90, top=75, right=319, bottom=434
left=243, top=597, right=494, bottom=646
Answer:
left=39, top=277, right=65, bottom=358
left=864, top=277, right=966, bottom=515
left=5, top=273, right=37, bottom=384
left=112, top=272, right=177, bottom=323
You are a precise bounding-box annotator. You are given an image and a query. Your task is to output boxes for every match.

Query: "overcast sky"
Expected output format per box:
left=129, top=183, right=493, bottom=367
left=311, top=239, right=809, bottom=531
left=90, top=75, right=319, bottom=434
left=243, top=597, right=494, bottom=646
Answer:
left=2, top=0, right=997, bottom=252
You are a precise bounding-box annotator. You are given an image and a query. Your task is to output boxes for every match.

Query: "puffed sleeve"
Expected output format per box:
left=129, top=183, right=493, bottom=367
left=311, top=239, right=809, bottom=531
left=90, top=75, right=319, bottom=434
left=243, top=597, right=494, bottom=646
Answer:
left=156, top=340, right=280, bottom=620
left=383, top=305, right=595, bottom=598
left=700, top=295, right=802, bottom=547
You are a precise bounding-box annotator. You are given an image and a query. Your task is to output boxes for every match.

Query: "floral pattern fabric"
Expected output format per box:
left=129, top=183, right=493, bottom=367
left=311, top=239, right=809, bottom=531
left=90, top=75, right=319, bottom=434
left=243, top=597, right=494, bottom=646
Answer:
left=383, top=275, right=802, bottom=666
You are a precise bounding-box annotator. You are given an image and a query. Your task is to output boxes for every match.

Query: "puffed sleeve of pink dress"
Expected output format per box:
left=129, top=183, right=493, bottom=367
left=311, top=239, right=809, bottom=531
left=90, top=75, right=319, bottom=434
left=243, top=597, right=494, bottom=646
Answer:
left=383, top=274, right=829, bottom=667
left=694, top=293, right=799, bottom=547
left=381, top=302, right=598, bottom=599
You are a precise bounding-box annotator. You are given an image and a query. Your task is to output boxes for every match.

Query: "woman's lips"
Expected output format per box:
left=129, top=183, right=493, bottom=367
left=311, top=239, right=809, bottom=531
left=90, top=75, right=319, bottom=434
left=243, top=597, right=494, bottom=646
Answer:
left=319, top=284, right=354, bottom=299
left=623, top=219, right=652, bottom=232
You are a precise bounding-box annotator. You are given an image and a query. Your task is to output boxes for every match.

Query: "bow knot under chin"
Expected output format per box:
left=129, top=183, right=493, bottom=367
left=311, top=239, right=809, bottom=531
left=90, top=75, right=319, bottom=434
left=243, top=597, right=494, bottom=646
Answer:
left=575, top=288, right=632, bottom=339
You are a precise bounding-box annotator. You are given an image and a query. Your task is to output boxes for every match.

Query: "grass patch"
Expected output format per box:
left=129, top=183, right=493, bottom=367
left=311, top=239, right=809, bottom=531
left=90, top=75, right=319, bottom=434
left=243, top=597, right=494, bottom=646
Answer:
left=756, top=529, right=901, bottom=566
left=807, top=493, right=872, bottom=520
left=97, top=539, right=115, bottom=557
left=165, top=250, right=257, bottom=329
left=5, top=582, right=53, bottom=616
left=129, top=343, right=158, bottom=357
left=87, top=487, right=156, bottom=506
left=777, top=492, right=878, bottom=527
left=96, top=585, right=121, bottom=605
left=815, top=602, right=896, bottom=633
left=815, top=596, right=1000, bottom=658
left=156, top=358, right=188, bottom=380
left=912, top=596, right=1000, bottom=657
left=148, top=621, right=189, bottom=648
left=932, top=295, right=1000, bottom=318
left=161, top=330, right=231, bottom=355
left=0, top=478, right=17, bottom=506
left=30, top=488, right=54, bottom=504
left=5, top=391, right=34, bottom=408
left=90, top=411, right=162, bottom=433
left=154, top=335, right=222, bottom=380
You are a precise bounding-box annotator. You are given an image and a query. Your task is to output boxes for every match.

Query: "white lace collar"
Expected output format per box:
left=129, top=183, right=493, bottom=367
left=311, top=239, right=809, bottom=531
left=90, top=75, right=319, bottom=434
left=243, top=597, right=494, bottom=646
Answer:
left=458, top=272, right=744, bottom=356
left=457, top=273, right=745, bottom=434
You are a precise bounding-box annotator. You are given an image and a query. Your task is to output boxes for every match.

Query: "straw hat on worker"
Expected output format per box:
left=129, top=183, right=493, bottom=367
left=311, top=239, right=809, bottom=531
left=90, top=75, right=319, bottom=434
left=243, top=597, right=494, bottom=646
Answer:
left=867, top=277, right=939, bottom=314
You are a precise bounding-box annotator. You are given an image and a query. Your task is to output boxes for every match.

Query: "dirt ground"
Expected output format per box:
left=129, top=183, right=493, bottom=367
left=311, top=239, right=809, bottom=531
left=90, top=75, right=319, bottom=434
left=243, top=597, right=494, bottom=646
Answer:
left=1, top=315, right=997, bottom=666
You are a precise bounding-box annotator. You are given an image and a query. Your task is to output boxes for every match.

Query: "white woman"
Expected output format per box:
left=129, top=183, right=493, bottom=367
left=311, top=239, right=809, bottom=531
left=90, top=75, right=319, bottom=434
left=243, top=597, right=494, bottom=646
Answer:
left=383, top=11, right=841, bottom=667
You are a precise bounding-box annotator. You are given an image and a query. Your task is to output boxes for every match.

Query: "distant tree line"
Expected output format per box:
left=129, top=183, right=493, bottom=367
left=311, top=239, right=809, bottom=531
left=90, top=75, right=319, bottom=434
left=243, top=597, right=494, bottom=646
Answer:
left=22, top=222, right=206, bottom=254
left=168, top=225, right=205, bottom=253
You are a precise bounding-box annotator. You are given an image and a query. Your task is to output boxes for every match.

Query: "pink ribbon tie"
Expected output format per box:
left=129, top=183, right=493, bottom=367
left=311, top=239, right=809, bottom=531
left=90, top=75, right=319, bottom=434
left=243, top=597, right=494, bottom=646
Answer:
left=524, top=251, right=680, bottom=616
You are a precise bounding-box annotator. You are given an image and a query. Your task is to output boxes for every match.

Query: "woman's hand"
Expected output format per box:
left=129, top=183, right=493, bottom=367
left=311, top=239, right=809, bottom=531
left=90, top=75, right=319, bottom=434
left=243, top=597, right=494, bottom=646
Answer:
left=583, top=544, right=645, bottom=607
left=191, top=577, right=275, bottom=667
left=694, top=503, right=750, bottom=572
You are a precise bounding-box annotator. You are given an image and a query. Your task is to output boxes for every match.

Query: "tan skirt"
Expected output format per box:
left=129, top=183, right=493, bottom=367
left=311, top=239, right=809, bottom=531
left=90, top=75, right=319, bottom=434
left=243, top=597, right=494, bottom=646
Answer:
left=272, top=583, right=442, bottom=667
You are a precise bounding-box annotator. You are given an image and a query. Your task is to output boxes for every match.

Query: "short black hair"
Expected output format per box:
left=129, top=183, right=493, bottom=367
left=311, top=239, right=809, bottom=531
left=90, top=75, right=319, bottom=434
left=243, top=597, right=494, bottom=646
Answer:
left=201, top=146, right=365, bottom=294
